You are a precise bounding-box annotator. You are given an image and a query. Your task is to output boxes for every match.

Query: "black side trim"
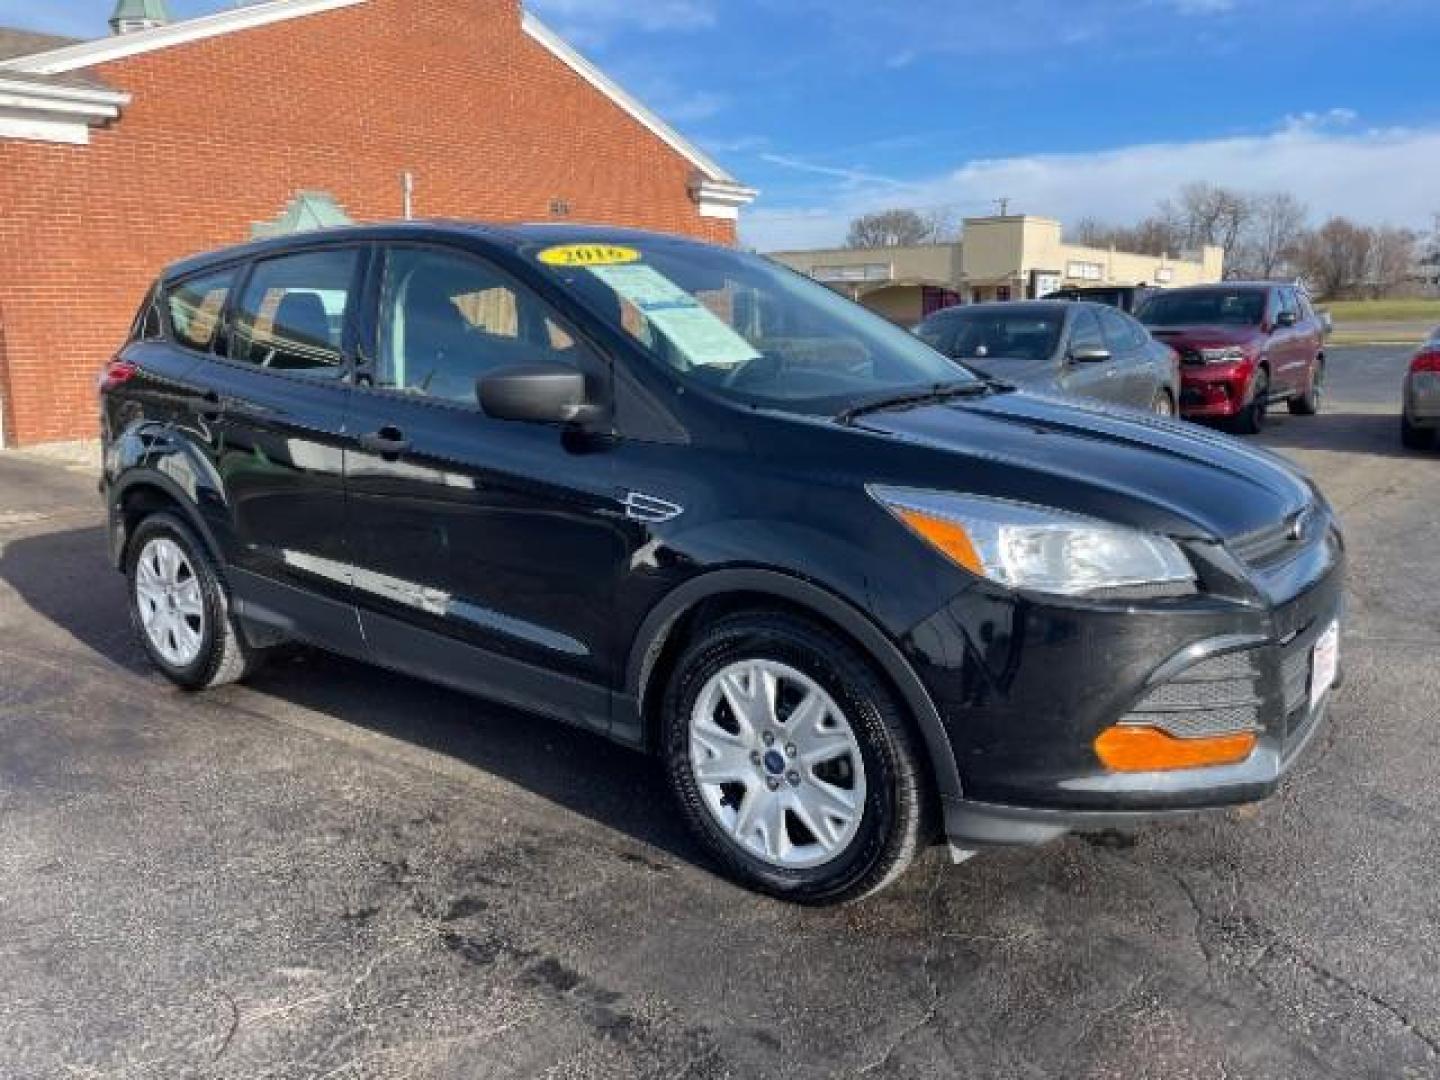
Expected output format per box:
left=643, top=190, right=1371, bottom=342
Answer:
left=623, top=568, right=964, bottom=801
left=359, top=609, right=612, bottom=737
left=229, top=566, right=367, bottom=657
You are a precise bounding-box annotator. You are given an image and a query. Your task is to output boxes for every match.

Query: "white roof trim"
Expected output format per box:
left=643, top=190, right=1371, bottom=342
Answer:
left=0, top=0, right=368, bottom=75
left=521, top=10, right=740, bottom=187
left=0, top=76, right=127, bottom=135
left=692, top=178, right=759, bottom=220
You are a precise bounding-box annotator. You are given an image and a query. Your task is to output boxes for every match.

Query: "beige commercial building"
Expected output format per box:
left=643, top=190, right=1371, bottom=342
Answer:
left=772, top=215, right=1225, bottom=325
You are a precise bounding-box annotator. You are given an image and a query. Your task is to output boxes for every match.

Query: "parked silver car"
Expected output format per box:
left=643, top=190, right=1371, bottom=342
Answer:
left=1401, top=327, right=1440, bottom=450
left=916, top=300, right=1181, bottom=414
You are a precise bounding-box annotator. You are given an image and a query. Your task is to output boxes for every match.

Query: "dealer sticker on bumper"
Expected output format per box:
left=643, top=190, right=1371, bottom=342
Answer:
left=1311, top=620, right=1340, bottom=710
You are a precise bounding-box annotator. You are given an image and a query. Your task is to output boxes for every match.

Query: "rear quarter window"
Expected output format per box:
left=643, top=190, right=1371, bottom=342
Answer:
left=166, top=268, right=236, bottom=353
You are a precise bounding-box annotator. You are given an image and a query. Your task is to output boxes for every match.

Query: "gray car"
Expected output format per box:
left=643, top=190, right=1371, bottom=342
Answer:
left=916, top=300, right=1181, bottom=415
left=1401, top=326, right=1440, bottom=450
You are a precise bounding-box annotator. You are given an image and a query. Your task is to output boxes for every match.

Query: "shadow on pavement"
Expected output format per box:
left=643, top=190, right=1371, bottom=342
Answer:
left=0, top=524, right=706, bottom=868
left=1255, top=410, right=1420, bottom=460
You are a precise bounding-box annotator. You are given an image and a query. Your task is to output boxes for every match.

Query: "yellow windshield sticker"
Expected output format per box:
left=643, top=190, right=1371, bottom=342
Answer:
left=537, top=244, right=642, bottom=268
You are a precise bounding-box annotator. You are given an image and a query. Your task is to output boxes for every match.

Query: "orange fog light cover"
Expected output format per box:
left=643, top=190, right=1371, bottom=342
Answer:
left=1094, top=725, right=1257, bottom=773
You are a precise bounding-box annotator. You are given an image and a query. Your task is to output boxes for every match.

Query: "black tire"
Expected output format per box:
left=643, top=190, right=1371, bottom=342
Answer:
left=125, top=512, right=264, bottom=690
left=1401, top=412, right=1436, bottom=451
left=1289, top=357, right=1324, bottom=416
left=1227, top=368, right=1269, bottom=435
left=662, top=611, right=931, bottom=905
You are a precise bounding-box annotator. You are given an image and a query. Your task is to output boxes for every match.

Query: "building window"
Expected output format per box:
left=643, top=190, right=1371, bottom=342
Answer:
left=1066, top=260, right=1104, bottom=281
left=811, top=263, right=892, bottom=284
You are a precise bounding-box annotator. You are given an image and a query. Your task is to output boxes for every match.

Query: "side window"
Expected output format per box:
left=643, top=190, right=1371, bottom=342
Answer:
left=1068, top=308, right=1106, bottom=356
left=166, top=268, right=235, bottom=353
left=231, top=248, right=359, bottom=378
left=376, top=246, right=590, bottom=406
left=1098, top=308, right=1136, bottom=356
left=1272, top=288, right=1297, bottom=324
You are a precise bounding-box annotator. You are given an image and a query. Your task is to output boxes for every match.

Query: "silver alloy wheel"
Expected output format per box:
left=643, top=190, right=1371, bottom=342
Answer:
left=689, top=659, right=867, bottom=870
left=134, top=536, right=206, bottom=668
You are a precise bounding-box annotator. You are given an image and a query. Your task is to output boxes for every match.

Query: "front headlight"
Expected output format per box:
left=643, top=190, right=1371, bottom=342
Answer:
left=870, top=487, right=1196, bottom=597
left=1199, top=346, right=1247, bottom=364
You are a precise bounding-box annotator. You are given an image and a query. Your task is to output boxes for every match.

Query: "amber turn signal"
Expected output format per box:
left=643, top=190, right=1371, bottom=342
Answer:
left=1094, top=725, right=1257, bottom=773
left=892, top=507, right=984, bottom=575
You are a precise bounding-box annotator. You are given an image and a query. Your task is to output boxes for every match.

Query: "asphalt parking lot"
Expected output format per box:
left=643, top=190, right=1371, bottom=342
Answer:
left=1, top=344, right=1436, bottom=1080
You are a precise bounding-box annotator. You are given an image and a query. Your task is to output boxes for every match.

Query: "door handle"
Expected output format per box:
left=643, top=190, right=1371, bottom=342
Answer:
left=357, top=426, right=410, bottom=459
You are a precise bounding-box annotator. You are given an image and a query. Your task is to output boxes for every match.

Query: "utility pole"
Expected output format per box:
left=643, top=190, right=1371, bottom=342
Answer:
left=996, top=197, right=1011, bottom=217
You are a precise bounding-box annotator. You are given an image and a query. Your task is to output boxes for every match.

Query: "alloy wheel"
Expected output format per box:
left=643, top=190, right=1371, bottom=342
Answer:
left=134, top=536, right=206, bottom=667
left=689, top=659, right=867, bottom=869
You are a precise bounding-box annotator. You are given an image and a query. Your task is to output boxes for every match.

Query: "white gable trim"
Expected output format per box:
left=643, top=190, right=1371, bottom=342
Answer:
left=0, top=0, right=368, bottom=75
left=521, top=10, right=746, bottom=191
left=0, top=78, right=128, bottom=144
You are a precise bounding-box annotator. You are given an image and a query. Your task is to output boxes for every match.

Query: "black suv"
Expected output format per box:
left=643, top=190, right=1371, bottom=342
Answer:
left=101, top=224, right=1344, bottom=904
left=1043, top=284, right=1159, bottom=314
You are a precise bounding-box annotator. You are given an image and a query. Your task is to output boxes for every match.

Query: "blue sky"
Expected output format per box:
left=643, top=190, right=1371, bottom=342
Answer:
left=7, top=0, right=1439, bottom=249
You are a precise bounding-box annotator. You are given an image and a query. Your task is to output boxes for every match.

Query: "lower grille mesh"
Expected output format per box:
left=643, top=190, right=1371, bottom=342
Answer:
left=1121, top=649, right=1263, bottom=739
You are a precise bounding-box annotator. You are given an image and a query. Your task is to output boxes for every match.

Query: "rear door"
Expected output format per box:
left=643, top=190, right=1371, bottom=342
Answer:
left=342, top=241, right=626, bottom=733
left=198, top=245, right=366, bottom=646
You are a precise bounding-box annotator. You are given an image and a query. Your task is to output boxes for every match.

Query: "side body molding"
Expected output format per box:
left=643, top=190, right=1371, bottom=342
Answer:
left=621, top=568, right=964, bottom=801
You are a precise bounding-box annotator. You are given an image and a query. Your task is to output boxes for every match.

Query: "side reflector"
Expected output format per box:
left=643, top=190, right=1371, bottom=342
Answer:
left=1094, top=725, right=1257, bottom=773
left=893, top=507, right=984, bottom=574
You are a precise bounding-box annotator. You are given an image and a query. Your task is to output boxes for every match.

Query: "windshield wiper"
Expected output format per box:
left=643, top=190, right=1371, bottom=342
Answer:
left=836, top=381, right=993, bottom=425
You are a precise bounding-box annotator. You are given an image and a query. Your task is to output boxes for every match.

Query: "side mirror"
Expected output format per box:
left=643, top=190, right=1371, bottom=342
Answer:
left=1276, top=311, right=1298, bottom=328
left=1070, top=345, right=1111, bottom=364
left=478, top=363, right=591, bottom=424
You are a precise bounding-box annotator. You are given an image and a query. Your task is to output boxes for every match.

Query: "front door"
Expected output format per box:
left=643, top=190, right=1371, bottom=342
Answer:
left=1058, top=307, right=1126, bottom=404
left=343, top=242, right=628, bottom=733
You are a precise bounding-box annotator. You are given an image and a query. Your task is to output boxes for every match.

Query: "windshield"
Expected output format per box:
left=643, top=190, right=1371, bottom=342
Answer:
left=527, top=238, right=975, bottom=415
left=1140, top=289, right=1266, bottom=327
left=917, top=309, right=1063, bottom=364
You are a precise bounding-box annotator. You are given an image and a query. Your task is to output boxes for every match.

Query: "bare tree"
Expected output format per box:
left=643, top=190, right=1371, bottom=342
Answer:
left=1240, top=193, right=1308, bottom=279
left=1293, top=217, right=1372, bottom=299
left=846, top=209, right=943, bottom=248
left=1366, top=226, right=1418, bottom=298
left=1172, top=182, right=1252, bottom=270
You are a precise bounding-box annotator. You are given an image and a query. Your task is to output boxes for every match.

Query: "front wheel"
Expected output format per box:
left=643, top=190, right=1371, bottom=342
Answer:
left=1227, top=369, right=1269, bottom=435
left=126, top=513, right=264, bottom=690
left=663, top=612, right=930, bottom=904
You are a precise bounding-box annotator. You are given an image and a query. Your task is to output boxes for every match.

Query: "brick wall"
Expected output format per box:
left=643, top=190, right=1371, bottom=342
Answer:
left=0, top=0, right=737, bottom=446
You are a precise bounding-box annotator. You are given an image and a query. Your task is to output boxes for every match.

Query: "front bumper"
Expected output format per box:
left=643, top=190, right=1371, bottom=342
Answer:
left=902, top=522, right=1345, bottom=849
left=1179, top=360, right=1254, bottom=418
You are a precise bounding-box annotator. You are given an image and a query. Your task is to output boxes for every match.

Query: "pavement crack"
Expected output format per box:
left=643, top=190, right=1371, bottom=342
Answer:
left=212, top=990, right=240, bottom=1062
left=854, top=858, right=946, bottom=1077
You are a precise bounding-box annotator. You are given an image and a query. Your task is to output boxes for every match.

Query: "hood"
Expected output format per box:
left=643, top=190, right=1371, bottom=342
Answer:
left=1146, top=326, right=1265, bottom=351
left=851, top=390, right=1312, bottom=541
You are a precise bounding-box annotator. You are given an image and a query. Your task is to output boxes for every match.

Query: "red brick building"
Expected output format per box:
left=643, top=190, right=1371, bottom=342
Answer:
left=0, top=0, right=755, bottom=446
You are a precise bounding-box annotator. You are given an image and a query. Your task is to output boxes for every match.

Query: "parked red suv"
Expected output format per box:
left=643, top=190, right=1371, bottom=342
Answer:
left=1138, top=284, right=1326, bottom=434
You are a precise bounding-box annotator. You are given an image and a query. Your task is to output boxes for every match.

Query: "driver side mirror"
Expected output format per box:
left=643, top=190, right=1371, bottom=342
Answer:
left=1069, top=345, right=1111, bottom=364
left=1275, top=311, right=1298, bottom=328
left=478, top=363, right=592, bottom=424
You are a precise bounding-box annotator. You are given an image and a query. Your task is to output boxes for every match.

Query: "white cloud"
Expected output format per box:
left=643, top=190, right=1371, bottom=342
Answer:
left=527, top=0, right=715, bottom=45
left=743, top=117, right=1440, bottom=251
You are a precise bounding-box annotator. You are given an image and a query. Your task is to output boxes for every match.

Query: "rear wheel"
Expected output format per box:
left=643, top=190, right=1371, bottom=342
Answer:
left=126, top=513, right=264, bottom=690
left=1401, top=412, right=1436, bottom=451
left=1227, top=368, right=1269, bottom=435
left=1289, top=357, right=1324, bottom=415
left=662, top=612, right=930, bottom=904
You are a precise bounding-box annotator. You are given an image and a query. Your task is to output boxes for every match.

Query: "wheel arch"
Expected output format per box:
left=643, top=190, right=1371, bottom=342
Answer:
left=111, top=470, right=224, bottom=571
left=626, top=568, right=964, bottom=802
